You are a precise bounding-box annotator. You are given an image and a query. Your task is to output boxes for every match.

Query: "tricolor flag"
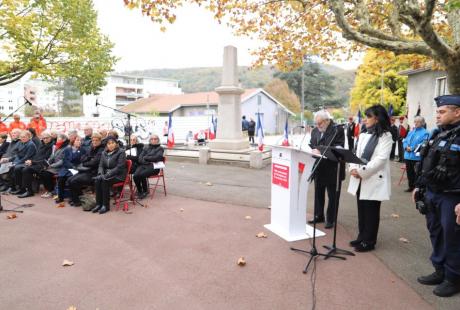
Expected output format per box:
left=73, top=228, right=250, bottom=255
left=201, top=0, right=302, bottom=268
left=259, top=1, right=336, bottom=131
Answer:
left=167, top=113, right=174, bottom=149
left=388, top=104, right=394, bottom=117
left=354, top=109, right=362, bottom=137
left=256, top=113, right=264, bottom=151
left=281, top=118, right=289, bottom=146
left=209, top=115, right=216, bottom=140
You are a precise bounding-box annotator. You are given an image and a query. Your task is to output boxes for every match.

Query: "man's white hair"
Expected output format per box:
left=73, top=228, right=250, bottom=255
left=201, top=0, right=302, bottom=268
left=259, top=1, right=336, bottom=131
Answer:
left=414, top=116, right=426, bottom=126
left=314, top=110, right=332, bottom=121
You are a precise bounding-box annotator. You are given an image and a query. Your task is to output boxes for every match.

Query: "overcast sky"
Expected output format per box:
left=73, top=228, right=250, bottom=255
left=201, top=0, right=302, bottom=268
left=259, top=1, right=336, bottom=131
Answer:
left=93, top=1, right=362, bottom=71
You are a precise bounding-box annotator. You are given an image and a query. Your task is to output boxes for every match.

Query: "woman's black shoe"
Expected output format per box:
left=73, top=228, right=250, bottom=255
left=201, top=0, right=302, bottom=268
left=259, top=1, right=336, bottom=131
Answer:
left=91, top=205, right=102, bottom=213
left=11, top=188, right=24, bottom=195
left=55, top=198, right=64, bottom=203
left=17, top=191, right=33, bottom=198
left=354, top=242, right=375, bottom=252
left=98, top=206, right=109, bottom=214
left=349, top=239, right=362, bottom=247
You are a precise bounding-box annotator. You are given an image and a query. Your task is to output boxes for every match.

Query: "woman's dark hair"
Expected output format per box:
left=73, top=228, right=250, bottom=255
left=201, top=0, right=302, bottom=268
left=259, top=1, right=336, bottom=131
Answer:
left=28, top=127, right=37, bottom=137
left=364, top=105, right=391, bottom=136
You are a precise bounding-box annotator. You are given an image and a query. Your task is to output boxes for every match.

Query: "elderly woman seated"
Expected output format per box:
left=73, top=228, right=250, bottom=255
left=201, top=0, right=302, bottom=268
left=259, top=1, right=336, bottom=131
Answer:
left=91, top=136, right=127, bottom=214
left=40, top=133, right=72, bottom=201
left=133, top=134, right=164, bottom=199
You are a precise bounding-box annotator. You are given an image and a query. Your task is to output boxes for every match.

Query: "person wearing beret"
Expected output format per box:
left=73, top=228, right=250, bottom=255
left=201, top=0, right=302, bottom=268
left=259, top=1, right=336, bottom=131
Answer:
left=414, top=95, right=460, bottom=297
left=91, top=136, right=127, bottom=214
left=348, top=105, right=393, bottom=252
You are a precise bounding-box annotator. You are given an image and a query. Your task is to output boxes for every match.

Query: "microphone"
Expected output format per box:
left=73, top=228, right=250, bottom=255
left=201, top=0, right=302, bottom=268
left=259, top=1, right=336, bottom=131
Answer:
left=95, top=99, right=99, bottom=107
left=24, top=97, right=33, bottom=106
left=294, top=125, right=305, bottom=128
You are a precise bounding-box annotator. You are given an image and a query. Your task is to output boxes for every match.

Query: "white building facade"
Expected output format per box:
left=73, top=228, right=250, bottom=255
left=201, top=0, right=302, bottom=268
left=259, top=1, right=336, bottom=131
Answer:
left=0, top=73, right=182, bottom=117
left=83, top=74, right=182, bottom=117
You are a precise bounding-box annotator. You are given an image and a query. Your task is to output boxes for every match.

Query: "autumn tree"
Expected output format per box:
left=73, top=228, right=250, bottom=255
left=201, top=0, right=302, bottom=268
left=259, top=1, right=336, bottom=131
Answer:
left=264, top=78, right=301, bottom=113
left=0, top=0, right=117, bottom=95
left=350, top=49, right=428, bottom=114
left=125, top=0, right=460, bottom=95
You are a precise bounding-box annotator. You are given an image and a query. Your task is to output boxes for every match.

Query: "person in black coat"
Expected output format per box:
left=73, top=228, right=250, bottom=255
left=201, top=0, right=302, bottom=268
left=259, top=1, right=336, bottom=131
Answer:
left=67, top=133, right=104, bottom=206
left=248, top=118, right=256, bottom=144
left=389, top=117, right=398, bottom=160
left=346, top=117, right=356, bottom=151
left=16, top=131, right=54, bottom=198
left=0, top=129, right=21, bottom=191
left=28, top=127, right=42, bottom=149
left=0, top=134, right=10, bottom=159
left=133, top=134, right=164, bottom=199
left=91, top=137, right=127, bottom=214
left=81, top=126, right=93, bottom=153
left=309, top=111, right=345, bottom=229
left=126, top=135, right=144, bottom=175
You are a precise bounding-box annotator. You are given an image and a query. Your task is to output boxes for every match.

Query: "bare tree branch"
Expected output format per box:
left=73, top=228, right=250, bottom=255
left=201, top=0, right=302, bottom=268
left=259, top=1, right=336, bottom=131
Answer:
left=0, top=70, right=30, bottom=86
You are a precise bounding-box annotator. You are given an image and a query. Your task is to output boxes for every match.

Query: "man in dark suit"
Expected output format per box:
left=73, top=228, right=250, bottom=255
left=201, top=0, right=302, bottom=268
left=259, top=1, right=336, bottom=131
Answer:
left=309, top=110, right=345, bottom=229
left=0, top=134, right=10, bottom=159
left=346, top=117, right=355, bottom=151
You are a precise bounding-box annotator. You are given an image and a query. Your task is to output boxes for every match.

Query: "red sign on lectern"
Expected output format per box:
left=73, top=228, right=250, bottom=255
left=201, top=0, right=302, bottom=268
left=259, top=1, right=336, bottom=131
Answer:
left=272, top=163, right=289, bottom=189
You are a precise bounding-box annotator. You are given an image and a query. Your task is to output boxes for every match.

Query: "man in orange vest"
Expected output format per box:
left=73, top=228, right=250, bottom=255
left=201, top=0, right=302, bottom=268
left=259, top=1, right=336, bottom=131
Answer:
left=28, top=110, right=47, bottom=136
left=9, top=114, right=27, bottom=132
left=0, top=121, right=8, bottom=134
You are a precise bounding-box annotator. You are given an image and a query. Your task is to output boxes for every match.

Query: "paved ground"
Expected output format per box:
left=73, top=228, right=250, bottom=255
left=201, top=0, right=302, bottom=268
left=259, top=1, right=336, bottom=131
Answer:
left=165, top=159, right=459, bottom=310
left=0, top=159, right=457, bottom=309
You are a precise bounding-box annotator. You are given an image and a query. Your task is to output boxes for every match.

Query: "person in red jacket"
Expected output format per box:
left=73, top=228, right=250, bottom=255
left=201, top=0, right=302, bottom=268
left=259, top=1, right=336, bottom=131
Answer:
left=27, top=110, right=47, bottom=136
left=9, top=114, right=27, bottom=132
left=0, top=121, right=8, bottom=134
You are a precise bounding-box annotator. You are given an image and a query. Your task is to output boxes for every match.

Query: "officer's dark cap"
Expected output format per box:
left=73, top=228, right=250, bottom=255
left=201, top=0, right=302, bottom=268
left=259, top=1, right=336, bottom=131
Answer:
left=434, top=95, right=460, bottom=107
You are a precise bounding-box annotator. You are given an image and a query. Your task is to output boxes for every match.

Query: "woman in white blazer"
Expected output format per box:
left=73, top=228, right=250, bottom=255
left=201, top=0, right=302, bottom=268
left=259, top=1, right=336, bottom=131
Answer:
left=348, top=105, right=393, bottom=252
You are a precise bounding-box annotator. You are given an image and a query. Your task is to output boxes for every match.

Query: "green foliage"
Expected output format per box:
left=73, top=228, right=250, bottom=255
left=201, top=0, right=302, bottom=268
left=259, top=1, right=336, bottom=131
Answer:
left=274, top=60, right=346, bottom=111
left=0, top=0, right=117, bottom=95
left=47, top=78, right=83, bottom=116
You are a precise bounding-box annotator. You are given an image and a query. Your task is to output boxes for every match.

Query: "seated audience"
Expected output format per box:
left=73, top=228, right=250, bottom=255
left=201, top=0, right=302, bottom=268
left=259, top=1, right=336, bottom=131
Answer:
left=91, top=137, right=127, bottom=214
left=133, top=134, right=164, bottom=199
left=39, top=134, right=71, bottom=200
left=126, top=135, right=144, bottom=174
left=28, top=127, right=42, bottom=149
left=81, top=126, right=93, bottom=153
left=3, top=130, right=37, bottom=193
left=0, top=133, right=10, bottom=159
left=67, top=133, right=104, bottom=206
left=15, top=131, right=54, bottom=198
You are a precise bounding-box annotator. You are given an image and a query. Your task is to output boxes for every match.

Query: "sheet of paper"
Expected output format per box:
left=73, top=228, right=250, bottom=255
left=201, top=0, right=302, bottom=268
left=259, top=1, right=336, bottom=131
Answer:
left=0, top=162, right=13, bottom=174
left=153, top=161, right=165, bottom=169
left=69, top=169, right=79, bottom=175
left=126, top=148, right=137, bottom=156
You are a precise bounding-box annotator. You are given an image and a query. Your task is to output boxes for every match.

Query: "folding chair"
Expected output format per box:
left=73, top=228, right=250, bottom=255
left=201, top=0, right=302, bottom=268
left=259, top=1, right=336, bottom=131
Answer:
left=398, top=164, right=407, bottom=186
left=148, top=157, right=167, bottom=199
left=112, top=160, right=135, bottom=211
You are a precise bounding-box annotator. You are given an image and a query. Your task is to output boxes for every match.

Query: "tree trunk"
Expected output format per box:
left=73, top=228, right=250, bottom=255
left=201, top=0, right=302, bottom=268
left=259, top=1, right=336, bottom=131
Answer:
left=446, top=57, right=460, bottom=95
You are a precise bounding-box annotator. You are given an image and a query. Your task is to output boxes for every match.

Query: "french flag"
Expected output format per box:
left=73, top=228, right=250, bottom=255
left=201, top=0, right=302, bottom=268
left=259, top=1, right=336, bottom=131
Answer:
left=256, top=113, right=264, bottom=151
left=281, top=118, right=289, bottom=146
left=167, top=113, right=174, bottom=148
left=209, top=115, right=216, bottom=140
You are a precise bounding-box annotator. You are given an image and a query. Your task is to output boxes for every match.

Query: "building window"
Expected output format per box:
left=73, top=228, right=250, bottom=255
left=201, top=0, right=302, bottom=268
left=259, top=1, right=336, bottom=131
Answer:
left=435, top=77, right=448, bottom=97
left=9, top=106, right=13, bottom=110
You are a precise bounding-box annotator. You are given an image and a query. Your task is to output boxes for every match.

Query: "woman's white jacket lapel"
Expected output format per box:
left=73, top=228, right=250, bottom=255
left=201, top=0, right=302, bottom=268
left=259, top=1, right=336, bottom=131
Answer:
left=348, top=132, right=393, bottom=201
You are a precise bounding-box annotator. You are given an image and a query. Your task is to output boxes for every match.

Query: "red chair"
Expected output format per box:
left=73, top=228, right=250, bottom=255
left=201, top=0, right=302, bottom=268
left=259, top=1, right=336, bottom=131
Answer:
left=398, top=164, right=406, bottom=186
left=148, top=157, right=167, bottom=199
left=112, top=160, right=135, bottom=211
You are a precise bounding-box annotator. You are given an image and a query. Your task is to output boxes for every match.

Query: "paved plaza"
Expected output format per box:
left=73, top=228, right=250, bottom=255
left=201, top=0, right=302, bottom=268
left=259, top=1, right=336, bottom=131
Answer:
left=0, top=160, right=458, bottom=309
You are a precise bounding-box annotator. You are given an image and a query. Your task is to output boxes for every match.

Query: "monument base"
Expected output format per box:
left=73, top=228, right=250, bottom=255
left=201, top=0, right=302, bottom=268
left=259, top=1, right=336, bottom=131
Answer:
left=264, top=224, right=326, bottom=242
left=208, top=138, right=249, bottom=151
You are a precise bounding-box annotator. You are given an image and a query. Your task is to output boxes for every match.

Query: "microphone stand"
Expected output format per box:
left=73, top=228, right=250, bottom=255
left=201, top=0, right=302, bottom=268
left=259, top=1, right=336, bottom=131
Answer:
left=290, top=125, right=345, bottom=274
left=1, top=97, right=32, bottom=123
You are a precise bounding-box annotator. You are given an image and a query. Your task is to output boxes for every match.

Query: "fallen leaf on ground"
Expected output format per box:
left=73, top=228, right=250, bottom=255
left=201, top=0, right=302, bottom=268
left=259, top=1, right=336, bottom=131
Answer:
left=180, top=208, right=185, bottom=212
left=391, top=213, right=400, bottom=218
left=237, top=257, right=246, bottom=266
left=245, top=215, right=252, bottom=220
left=62, top=259, right=74, bottom=267
left=256, top=232, right=267, bottom=238
left=6, top=214, right=17, bottom=219
left=56, top=202, right=65, bottom=208
left=67, top=306, right=77, bottom=310
left=399, top=237, right=409, bottom=243
left=205, top=182, right=213, bottom=186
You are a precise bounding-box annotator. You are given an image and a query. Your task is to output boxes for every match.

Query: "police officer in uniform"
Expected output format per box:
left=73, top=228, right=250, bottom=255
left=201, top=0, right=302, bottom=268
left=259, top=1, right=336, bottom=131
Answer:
left=413, top=95, right=460, bottom=297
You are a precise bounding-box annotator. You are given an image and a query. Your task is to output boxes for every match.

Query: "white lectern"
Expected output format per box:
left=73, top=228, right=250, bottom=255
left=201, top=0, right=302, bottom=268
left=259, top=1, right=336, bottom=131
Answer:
left=265, top=145, right=325, bottom=242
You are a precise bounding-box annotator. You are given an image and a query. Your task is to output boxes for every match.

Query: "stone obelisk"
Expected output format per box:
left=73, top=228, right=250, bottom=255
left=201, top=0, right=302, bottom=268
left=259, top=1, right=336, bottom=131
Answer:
left=209, top=46, right=249, bottom=150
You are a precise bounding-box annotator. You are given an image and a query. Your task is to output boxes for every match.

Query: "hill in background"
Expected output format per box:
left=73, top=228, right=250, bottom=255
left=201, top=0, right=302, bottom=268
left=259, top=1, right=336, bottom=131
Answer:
left=124, top=64, right=355, bottom=107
